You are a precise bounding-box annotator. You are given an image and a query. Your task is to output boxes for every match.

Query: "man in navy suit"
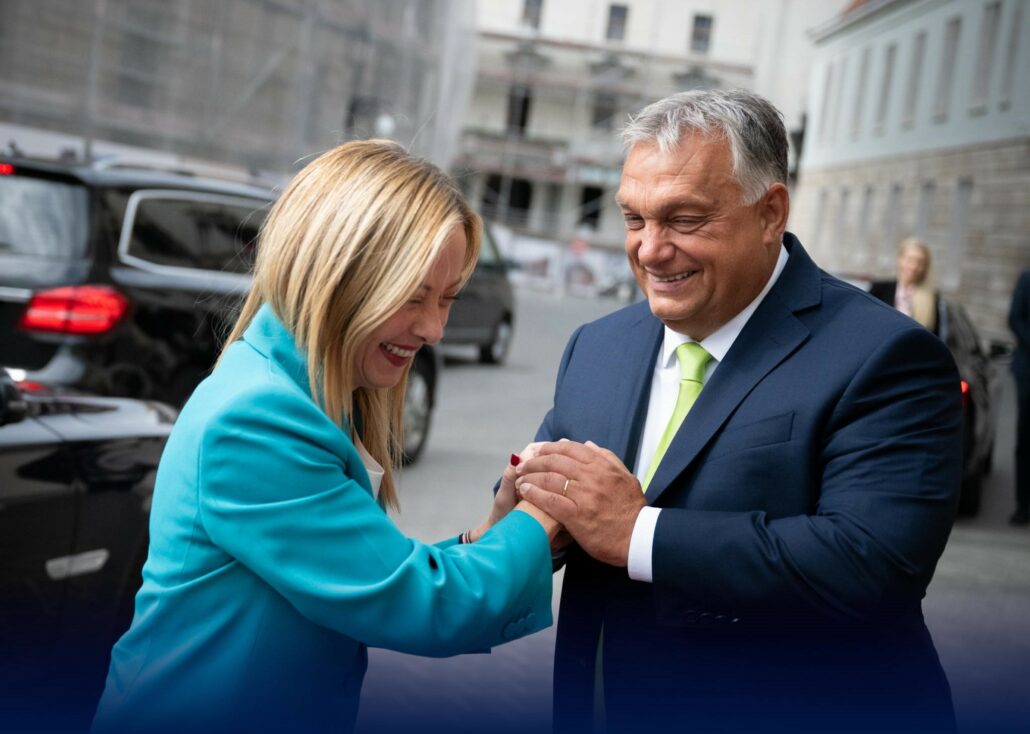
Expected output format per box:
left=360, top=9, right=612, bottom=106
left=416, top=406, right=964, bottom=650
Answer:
left=516, top=89, right=962, bottom=732
left=1009, top=269, right=1030, bottom=525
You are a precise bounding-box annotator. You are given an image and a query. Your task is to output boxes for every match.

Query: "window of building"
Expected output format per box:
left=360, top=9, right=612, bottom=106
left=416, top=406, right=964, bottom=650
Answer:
left=818, top=62, right=834, bottom=144
left=591, top=92, right=619, bottom=130
left=1000, top=1, right=1023, bottom=108
left=813, top=188, right=829, bottom=246
left=933, top=17, right=962, bottom=121
left=834, top=187, right=850, bottom=256
left=857, top=184, right=875, bottom=257
left=482, top=175, right=534, bottom=227
left=875, top=43, right=897, bottom=133
left=543, top=183, right=563, bottom=230
left=579, top=186, right=605, bottom=230
left=851, top=47, right=871, bottom=139
left=830, top=58, right=849, bottom=143
left=522, top=0, right=543, bottom=30
left=882, top=183, right=904, bottom=267
left=606, top=4, right=628, bottom=42
left=944, top=178, right=973, bottom=290
left=915, top=181, right=935, bottom=238
left=902, top=32, right=927, bottom=127
left=971, top=1, right=1002, bottom=110
left=506, top=84, right=532, bottom=136
left=690, top=14, right=713, bottom=54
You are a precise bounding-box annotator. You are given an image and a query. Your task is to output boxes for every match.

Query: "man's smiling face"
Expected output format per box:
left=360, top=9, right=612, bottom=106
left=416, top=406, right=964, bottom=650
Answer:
left=617, top=133, right=783, bottom=340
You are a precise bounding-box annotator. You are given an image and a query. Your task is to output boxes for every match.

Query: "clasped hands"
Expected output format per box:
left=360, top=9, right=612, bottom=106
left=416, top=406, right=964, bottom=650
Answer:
left=511, top=440, right=648, bottom=567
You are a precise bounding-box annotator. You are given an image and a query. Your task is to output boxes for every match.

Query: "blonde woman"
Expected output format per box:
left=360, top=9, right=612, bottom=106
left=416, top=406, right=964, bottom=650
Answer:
left=870, top=238, right=939, bottom=333
left=91, top=140, right=559, bottom=734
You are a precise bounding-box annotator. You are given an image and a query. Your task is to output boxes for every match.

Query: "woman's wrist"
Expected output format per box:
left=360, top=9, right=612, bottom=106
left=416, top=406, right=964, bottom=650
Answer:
left=466, top=519, right=492, bottom=544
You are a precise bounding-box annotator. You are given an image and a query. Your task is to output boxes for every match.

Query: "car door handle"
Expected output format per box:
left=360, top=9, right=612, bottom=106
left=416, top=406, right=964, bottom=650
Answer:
left=45, top=549, right=110, bottom=580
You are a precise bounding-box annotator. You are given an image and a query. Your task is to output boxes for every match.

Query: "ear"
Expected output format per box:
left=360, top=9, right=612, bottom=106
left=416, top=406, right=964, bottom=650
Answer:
left=758, top=183, right=790, bottom=244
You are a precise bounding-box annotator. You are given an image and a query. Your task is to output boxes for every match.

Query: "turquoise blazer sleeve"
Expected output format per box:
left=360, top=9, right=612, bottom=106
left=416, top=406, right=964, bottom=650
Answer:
left=198, top=379, right=552, bottom=656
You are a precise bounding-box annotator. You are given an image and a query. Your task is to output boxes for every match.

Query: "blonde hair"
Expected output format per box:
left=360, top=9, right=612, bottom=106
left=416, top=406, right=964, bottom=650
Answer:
left=898, top=237, right=937, bottom=331
left=220, top=139, right=481, bottom=508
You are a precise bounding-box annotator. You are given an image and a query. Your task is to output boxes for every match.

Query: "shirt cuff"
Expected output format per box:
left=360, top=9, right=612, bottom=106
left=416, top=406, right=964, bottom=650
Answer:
left=627, top=506, right=661, bottom=583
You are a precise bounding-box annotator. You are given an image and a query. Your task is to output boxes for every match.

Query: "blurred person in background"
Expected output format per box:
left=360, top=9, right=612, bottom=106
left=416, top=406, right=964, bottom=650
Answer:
left=513, top=89, right=962, bottom=733
left=870, top=237, right=939, bottom=333
left=91, top=140, right=559, bottom=734
left=1009, top=269, right=1030, bottom=526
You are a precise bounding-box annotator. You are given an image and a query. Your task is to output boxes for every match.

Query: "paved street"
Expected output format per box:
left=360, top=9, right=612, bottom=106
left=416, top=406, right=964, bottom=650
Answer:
left=356, top=287, right=1030, bottom=734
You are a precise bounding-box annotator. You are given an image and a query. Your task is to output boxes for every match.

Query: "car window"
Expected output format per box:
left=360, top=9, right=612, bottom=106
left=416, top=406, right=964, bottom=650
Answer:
left=0, top=174, right=89, bottom=259
left=949, top=303, right=983, bottom=356
left=479, top=226, right=501, bottom=267
left=124, top=193, right=266, bottom=274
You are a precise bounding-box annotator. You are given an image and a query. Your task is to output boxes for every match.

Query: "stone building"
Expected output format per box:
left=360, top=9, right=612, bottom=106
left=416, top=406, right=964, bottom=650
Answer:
left=456, top=0, right=847, bottom=256
left=791, top=0, right=1030, bottom=339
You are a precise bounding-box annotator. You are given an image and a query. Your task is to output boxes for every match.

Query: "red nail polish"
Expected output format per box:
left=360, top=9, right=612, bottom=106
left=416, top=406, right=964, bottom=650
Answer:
left=510, top=453, right=521, bottom=466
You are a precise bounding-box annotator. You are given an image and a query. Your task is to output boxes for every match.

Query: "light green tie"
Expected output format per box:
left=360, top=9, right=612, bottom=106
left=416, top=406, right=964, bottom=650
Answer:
left=641, top=342, right=712, bottom=492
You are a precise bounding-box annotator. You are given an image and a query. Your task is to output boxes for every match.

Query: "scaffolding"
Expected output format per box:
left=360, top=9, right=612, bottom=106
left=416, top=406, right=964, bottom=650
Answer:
left=0, top=0, right=477, bottom=174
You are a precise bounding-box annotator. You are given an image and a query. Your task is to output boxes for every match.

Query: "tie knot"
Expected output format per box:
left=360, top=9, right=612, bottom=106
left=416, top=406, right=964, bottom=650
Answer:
left=675, top=342, right=711, bottom=384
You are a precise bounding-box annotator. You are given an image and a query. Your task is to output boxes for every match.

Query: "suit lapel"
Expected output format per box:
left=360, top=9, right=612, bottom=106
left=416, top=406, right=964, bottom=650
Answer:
left=606, top=308, right=664, bottom=472
left=644, top=235, right=822, bottom=505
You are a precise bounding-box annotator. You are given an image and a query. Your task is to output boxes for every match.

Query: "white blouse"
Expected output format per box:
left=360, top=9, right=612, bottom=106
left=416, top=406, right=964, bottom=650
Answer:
left=353, top=438, right=384, bottom=497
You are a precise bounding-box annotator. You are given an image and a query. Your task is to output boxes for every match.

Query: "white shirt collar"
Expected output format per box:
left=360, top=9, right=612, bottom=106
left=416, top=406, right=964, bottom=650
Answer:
left=658, top=243, right=790, bottom=369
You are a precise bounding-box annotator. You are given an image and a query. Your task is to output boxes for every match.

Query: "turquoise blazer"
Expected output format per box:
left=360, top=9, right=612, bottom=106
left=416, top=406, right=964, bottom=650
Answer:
left=92, top=304, right=552, bottom=733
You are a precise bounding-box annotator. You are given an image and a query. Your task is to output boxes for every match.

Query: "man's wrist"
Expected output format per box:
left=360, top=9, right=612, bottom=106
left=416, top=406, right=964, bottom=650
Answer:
left=627, top=506, right=661, bottom=582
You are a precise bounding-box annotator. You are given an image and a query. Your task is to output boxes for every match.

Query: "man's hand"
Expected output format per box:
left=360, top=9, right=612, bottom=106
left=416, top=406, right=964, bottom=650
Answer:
left=515, top=440, right=645, bottom=567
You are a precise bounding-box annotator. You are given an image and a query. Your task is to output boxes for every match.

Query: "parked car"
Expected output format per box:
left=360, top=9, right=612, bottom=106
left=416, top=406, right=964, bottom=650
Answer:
left=0, top=154, right=441, bottom=462
left=937, top=298, right=999, bottom=516
left=0, top=372, right=173, bottom=729
left=442, top=223, right=515, bottom=365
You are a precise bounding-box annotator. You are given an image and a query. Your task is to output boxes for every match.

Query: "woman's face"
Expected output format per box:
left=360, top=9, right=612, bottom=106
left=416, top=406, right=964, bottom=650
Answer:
left=355, top=228, right=467, bottom=391
left=898, top=245, right=929, bottom=287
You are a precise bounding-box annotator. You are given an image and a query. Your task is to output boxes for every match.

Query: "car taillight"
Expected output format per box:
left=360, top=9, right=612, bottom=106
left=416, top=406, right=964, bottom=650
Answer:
left=0, top=163, right=14, bottom=175
left=960, top=379, right=970, bottom=407
left=18, top=286, right=130, bottom=335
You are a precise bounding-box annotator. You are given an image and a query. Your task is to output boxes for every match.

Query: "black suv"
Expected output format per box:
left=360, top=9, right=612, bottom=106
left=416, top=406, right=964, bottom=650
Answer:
left=0, top=155, right=442, bottom=461
left=0, top=372, right=173, bottom=730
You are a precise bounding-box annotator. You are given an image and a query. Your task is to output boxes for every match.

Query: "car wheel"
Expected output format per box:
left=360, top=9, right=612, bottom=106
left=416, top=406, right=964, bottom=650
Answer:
left=401, top=356, right=433, bottom=465
left=479, top=319, right=512, bottom=365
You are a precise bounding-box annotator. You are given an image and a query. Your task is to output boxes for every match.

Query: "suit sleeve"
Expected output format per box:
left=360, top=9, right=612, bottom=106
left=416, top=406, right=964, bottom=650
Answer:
left=1010, top=273, right=1030, bottom=346
left=651, top=325, right=962, bottom=622
left=196, top=385, right=552, bottom=656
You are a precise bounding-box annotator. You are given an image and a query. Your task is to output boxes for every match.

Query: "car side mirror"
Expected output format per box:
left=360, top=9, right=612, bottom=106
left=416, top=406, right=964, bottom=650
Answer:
left=989, top=340, right=1014, bottom=359
left=0, top=376, right=28, bottom=426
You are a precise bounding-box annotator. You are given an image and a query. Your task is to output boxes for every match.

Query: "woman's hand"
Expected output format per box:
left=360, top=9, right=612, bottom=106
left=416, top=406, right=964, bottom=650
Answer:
left=468, top=442, right=545, bottom=543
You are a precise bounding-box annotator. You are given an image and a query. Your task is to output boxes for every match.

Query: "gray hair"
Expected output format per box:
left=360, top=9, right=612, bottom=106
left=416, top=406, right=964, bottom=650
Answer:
left=621, top=88, right=788, bottom=204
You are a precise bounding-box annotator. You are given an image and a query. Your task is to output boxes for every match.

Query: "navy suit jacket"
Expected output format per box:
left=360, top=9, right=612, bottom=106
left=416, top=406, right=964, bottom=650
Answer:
left=537, top=235, right=962, bottom=732
left=1010, top=270, right=1030, bottom=384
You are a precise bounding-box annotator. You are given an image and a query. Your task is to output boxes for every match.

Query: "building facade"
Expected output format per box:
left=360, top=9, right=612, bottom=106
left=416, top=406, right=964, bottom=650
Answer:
left=457, top=0, right=848, bottom=259
left=791, top=0, right=1030, bottom=339
left=0, top=0, right=476, bottom=172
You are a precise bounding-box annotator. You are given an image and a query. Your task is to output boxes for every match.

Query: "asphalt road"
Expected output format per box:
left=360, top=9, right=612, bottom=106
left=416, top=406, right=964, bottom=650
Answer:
left=356, top=288, right=1030, bottom=734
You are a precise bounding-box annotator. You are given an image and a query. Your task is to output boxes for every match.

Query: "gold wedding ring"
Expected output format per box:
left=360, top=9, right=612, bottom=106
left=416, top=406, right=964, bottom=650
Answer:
left=562, top=478, right=570, bottom=497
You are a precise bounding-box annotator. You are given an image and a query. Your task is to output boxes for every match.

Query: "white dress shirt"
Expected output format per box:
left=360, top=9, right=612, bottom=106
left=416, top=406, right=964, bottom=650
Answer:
left=627, top=244, right=790, bottom=582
